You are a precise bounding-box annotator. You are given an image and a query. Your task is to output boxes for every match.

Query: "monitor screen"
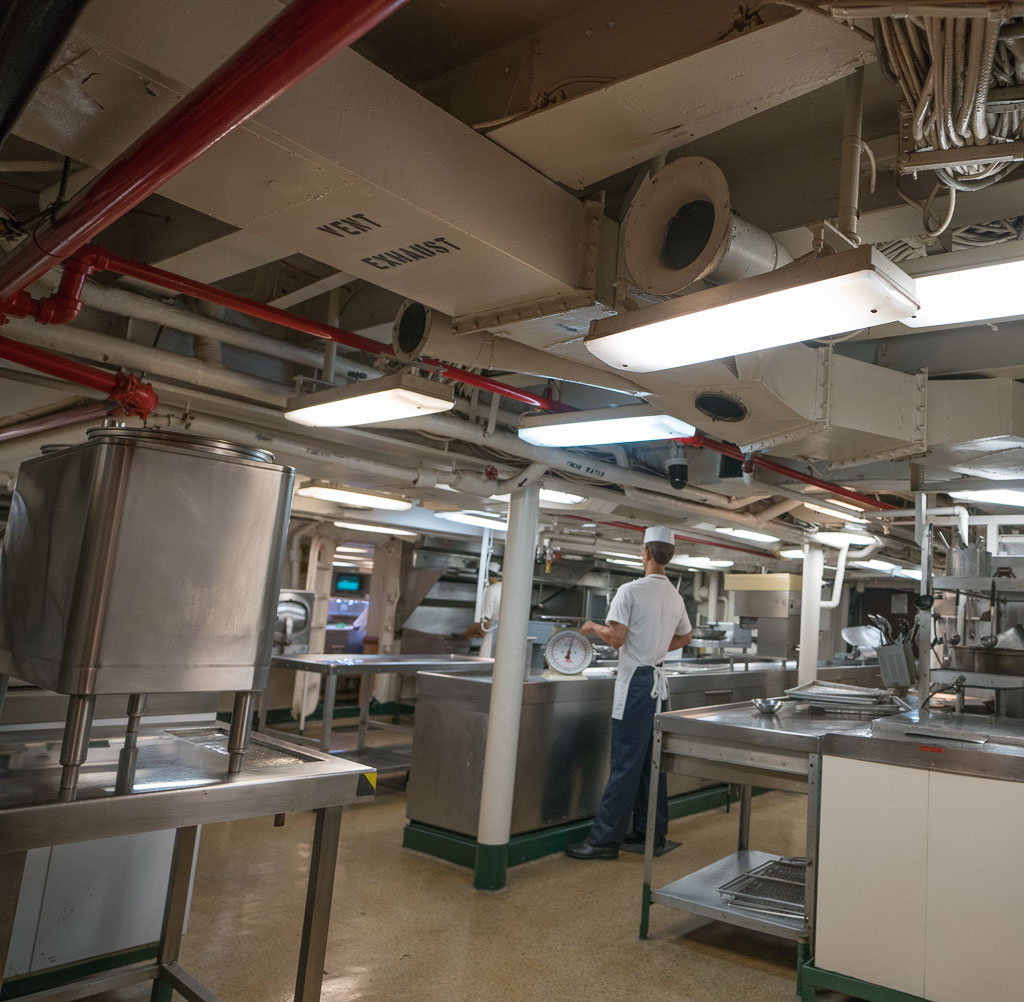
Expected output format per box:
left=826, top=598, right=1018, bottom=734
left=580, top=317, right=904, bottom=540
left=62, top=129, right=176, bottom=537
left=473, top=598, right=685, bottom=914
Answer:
left=334, top=573, right=363, bottom=593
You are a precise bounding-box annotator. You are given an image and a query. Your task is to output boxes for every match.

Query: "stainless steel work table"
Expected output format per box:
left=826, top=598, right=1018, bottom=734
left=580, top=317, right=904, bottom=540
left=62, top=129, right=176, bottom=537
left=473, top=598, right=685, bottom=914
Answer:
left=264, top=654, right=493, bottom=771
left=0, top=723, right=376, bottom=1002
left=640, top=702, right=874, bottom=951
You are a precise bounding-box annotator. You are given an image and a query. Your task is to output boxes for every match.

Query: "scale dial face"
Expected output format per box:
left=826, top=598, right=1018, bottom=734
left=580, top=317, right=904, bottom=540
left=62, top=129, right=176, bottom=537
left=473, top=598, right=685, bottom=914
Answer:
left=544, top=629, right=594, bottom=675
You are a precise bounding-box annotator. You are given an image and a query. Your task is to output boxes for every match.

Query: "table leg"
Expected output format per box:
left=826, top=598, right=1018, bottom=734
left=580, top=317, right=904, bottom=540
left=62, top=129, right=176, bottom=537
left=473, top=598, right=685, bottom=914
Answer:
left=640, top=727, right=663, bottom=939
left=151, top=826, right=199, bottom=1002
left=803, top=754, right=822, bottom=949
left=357, top=672, right=371, bottom=753
left=321, top=672, right=338, bottom=754
left=737, top=784, right=752, bottom=851
left=227, top=691, right=254, bottom=774
left=294, top=805, right=343, bottom=1002
left=0, top=850, right=27, bottom=992
left=58, top=693, right=96, bottom=801
left=257, top=689, right=269, bottom=733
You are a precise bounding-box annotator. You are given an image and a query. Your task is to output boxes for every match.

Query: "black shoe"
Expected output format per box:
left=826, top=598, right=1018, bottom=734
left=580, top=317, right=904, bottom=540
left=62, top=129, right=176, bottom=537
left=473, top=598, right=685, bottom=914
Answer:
left=565, top=839, right=619, bottom=860
left=623, top=832, right=666, bottom=849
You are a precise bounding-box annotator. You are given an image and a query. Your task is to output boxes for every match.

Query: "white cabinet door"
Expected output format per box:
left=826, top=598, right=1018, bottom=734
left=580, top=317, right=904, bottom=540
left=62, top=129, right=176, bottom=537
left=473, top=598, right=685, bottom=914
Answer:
left=925, top=771, right=1024, bottom=1002
left=815, top=756, right=929, bottom=998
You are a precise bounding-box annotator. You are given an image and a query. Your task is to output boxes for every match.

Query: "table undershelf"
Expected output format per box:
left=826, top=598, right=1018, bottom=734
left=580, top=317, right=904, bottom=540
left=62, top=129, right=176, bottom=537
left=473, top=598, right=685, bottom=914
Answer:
left=650, top=849, right=806, bottom=942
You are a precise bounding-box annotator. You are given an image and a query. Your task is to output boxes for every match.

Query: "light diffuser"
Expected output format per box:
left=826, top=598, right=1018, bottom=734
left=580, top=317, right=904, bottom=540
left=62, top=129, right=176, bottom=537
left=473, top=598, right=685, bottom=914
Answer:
left=517, top=402, right=696, bottom=446
left=716, top=527, right=780, bottom=543
left=435, top=510, right=509, bottom=531
left=298, top=484, right=412, bottom=510
left=285, top=372, right=454, bottom=428
left=333, top=520, right=418, bottom=537
left=901, top=241, right=1024, bottom=328
left=949, top=489, right=1024, bottom=507
left=584, top=246, right=917, bottom=372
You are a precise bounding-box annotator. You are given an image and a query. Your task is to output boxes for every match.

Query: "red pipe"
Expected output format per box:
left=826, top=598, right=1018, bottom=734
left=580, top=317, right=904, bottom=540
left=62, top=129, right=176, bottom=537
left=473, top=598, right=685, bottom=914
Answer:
left=90, top=249, right=566, bottom=412
left=678, top=432, right=898, bottom=511
left=0, top=401, right=110, bottom=443
left=0, top=335, right=157, bottom=416
left=0, top=0, right=409, bottom=300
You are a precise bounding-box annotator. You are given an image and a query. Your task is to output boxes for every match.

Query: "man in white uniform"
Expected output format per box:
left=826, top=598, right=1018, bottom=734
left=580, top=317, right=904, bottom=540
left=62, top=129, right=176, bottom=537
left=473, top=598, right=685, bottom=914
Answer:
left=464, top=562, right=502, bottom=658
left=566, top=526, right=691, bottom=860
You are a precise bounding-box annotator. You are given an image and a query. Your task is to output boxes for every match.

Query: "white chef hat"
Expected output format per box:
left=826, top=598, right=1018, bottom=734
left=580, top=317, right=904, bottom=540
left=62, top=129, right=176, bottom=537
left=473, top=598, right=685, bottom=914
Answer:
left=643, top=525, right=674, bottom=545
left=488, top=561, right=502, bottom=577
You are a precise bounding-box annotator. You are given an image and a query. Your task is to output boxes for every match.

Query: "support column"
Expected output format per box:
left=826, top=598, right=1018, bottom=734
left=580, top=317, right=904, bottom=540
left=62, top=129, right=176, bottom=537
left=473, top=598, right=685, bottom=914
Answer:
left=798, top=544, right=825, bottom=684
left=474, top=482, right=540, bottom=890
left=706, top=571, right=720, bottom=625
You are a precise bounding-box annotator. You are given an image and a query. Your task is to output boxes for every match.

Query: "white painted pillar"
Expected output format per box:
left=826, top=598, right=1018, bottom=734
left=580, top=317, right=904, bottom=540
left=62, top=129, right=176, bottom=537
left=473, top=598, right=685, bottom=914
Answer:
left=474, top=482, right=539, bottom=890
left=707, top=571, right=720, bottom=625
left=798, top=544, right=825, bottom=683
left=473, top=528, right=494, bottom=620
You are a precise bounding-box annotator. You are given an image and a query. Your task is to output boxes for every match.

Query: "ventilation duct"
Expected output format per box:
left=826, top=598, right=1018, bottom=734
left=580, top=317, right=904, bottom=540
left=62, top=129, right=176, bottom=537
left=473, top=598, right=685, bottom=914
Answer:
left=643, top=345, right=927, bottom=468
left=622, top=158, right=792, bottom=296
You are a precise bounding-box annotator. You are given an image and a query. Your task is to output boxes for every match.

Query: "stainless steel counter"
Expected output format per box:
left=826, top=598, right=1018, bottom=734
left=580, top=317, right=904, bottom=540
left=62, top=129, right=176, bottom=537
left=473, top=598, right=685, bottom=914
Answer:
left=264, top=653, right=495, bottom=764
left=404, top=665, right=883, bottom=838
left=0, top=724, right=375, bottom=1001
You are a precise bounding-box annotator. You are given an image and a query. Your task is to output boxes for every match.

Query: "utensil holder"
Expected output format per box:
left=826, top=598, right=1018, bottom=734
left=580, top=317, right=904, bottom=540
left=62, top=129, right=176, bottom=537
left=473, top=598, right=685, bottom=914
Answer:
left=877, top=642, right=917, bottom=692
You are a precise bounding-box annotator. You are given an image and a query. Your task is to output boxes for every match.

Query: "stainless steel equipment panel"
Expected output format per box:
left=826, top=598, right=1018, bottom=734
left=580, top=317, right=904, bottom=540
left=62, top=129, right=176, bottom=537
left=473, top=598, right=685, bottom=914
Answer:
left=734, top=591, right=800, bottom=619
left=0, top=428, right=294, bottom=694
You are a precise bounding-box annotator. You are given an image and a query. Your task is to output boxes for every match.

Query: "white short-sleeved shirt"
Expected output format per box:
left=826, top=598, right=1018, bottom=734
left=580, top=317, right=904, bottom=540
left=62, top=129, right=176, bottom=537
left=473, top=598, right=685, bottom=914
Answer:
left=606, top=574, right=691, bottom=719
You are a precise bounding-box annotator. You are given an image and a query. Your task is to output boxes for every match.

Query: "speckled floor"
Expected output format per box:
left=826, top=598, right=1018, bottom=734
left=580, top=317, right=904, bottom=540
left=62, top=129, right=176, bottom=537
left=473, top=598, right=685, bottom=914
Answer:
left=95, top=725, right=856, bottom=1002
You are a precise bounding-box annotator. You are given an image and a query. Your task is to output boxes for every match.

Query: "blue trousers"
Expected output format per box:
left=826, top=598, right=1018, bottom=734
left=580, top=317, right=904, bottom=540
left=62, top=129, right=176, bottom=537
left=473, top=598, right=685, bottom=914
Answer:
left=588, top=665, right=669, bottom=845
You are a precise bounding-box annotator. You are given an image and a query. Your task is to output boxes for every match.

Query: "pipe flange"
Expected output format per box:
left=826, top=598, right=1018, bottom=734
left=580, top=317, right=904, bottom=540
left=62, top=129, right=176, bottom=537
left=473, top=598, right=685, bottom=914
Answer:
left=622, top=157, right=732, bottom=296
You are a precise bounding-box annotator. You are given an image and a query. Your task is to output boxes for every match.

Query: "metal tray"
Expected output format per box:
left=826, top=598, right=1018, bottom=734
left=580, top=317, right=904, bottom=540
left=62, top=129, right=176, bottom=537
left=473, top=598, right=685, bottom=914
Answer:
left=718, top=856, right=807, bottom=918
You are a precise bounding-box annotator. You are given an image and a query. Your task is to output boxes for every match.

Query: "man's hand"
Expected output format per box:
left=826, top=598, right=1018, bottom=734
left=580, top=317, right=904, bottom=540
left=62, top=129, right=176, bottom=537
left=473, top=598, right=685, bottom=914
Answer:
left=581, top=620, right=628, bottom=649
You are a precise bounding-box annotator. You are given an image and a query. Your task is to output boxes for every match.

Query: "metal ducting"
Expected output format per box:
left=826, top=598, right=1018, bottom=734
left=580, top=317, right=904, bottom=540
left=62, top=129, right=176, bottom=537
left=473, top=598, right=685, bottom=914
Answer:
left=643, top=345, right=927, bottom=468
left=13, top=0, right=596, bottom=332
left=622, top=158, right=792, bottom=296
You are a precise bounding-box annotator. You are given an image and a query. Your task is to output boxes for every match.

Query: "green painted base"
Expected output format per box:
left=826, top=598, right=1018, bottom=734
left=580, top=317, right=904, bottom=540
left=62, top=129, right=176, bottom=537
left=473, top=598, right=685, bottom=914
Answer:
left=404, top=785, right=734, bottom=870
left=799, top=960, right=929, bottom=1002
left=473, top=842, right=508, bottom=890
left=0, top=945, right=158, bottom=1000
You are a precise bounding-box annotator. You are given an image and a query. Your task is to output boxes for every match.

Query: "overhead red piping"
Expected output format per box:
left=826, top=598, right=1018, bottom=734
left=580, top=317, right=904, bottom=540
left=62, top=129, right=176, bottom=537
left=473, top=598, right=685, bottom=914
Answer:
left=66, top=248, right=566, bottom=412
left=0, top=0, right=410, bottom=300
left=0, top=401, right=110, bottom=443
left=677, top=432, right=898, bottom=511
left=0, top=335, right=157, bottom=416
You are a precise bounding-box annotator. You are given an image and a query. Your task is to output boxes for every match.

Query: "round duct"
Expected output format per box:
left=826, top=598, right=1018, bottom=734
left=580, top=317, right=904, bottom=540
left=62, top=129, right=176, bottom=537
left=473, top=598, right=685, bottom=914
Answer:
left=622, top=157, right=791, bottom=296
left=392, top=299, right=452, bottom=362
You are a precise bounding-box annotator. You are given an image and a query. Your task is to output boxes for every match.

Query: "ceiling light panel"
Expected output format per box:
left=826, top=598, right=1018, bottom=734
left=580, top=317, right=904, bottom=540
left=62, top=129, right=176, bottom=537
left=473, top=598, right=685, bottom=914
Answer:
left=298, top=484, right=412, bottom=510
left=285, top=372, right=454, bottom=428
left=584, top=246, right=917, bottom=372
left=517, top=403, right=696, bottom=446
left=950, top=489, right=1024, bottom=507
left=716, top=527, right=780, bottom=543
left=435, top=510, right=510, bottom=531
left=334, top=520, right=419, bottom=537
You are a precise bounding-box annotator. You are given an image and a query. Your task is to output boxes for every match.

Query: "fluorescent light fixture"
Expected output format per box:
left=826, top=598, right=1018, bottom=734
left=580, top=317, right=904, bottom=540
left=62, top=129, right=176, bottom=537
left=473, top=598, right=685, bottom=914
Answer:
left=585, top=246, right=917, bottom=372
left=333, top=520, right=419, bottom=538
left=517, top=403, right=696, bottom=446
left=852, top=559, right=898, bottom=572
left=949, top=489, right=1024, bottom=507
left=803, top=501, right=867, bottom=524
left=813, top=530, right=875, bottom=547
left=779, top=548, right=805, bottom=560
left=298, top=484, right=411, bottom=511
left=716, top=527, right=780, bottom=544
left=671, top=556, right=734, bottom=569
left=335, top=545, right=373, bottom=555
left=895, top=567, right=923, bottom=580
left=901, top=241, right=1024, bottom=328
left=490, top=488, right=586, bottom=505
left=607, top=557, right=644, bottom=568
left=435, top=510, right=509, bottom=531
left=332, top=561, right=361, bottom=568
left=284, top=372, right=454, bottom=428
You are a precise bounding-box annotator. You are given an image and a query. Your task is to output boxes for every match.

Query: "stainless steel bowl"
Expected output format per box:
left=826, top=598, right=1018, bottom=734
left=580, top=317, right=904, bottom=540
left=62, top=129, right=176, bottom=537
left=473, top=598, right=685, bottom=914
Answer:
left=752, top=697, right=786, bottom=715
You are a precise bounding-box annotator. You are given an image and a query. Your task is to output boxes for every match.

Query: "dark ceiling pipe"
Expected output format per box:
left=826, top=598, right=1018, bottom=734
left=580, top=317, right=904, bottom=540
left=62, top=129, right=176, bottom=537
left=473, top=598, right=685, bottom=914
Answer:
left=0, top=0, right=91, bottom=146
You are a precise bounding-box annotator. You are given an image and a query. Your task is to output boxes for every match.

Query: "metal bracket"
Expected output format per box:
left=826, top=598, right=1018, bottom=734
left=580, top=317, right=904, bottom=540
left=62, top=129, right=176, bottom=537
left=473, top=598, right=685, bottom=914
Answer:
left=804, top=219, right=859, bottom=255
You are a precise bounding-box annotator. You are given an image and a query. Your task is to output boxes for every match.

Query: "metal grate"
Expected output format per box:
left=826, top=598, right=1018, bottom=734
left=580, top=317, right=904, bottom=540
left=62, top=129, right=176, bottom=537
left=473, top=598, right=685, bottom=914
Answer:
left=168, top=728, right=304, bottom=768
left=718, top=857, right=807, bottom=918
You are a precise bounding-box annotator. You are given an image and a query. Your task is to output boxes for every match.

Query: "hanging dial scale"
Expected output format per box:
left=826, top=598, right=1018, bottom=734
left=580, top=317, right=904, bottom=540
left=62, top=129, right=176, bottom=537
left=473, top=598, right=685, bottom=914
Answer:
left=543, top=628, right=594, bottom=675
